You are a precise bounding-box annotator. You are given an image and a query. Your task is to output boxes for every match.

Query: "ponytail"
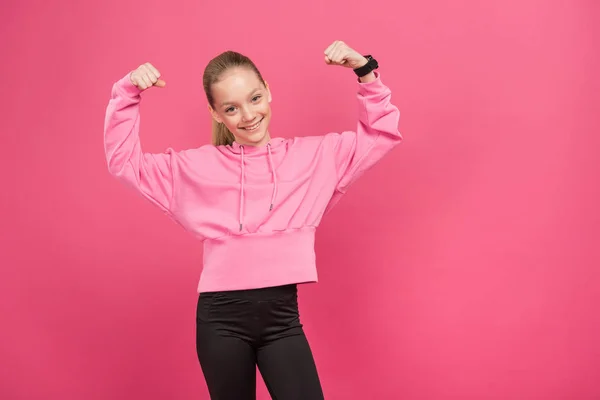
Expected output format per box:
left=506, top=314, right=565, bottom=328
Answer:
left=212, top=119, right=235, bottom=146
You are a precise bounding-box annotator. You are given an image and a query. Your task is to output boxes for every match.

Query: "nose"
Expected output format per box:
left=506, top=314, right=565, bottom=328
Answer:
left=241, top=107, right=255, bottom=122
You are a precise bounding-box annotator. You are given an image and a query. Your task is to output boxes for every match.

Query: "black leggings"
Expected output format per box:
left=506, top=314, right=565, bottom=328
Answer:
left=195, top=283, right=325, bottom=400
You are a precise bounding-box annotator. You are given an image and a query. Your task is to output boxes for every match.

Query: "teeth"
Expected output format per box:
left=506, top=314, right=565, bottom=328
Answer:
left=244, top=119, right=261, bottom=131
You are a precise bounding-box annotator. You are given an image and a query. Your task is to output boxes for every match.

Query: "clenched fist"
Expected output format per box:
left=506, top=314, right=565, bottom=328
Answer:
left=130, top=62, right=166, bottom=90
left=324, top=41, right=368, bottom=70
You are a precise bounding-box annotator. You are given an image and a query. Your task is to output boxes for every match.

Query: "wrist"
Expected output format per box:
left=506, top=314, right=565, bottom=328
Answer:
left=353, top=55, right=379, bottom=80
left=355, top=56, right=369, bottom=69
left=358, top=71, right=377, bottom=83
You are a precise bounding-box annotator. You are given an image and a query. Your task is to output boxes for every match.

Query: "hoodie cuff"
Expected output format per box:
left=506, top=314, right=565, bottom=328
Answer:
left=356, top=71, right=385, bottom=96
left=115, top=71, right=143, bottom=98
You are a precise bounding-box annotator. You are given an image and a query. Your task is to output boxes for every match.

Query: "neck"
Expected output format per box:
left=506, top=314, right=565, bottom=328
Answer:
left=236, top=132, right=271, bottom=147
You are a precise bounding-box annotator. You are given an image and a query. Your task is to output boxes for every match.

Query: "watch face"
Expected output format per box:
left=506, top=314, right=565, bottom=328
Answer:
left=364, top=56, right=377, bottom=68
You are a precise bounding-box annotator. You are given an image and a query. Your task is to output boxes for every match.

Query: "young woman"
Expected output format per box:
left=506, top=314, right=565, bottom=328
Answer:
left=103, top=40, right=402, bottom=399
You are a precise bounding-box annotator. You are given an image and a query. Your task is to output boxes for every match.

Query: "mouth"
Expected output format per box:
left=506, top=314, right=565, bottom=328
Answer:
left=240, top=118, right=263, bottom=132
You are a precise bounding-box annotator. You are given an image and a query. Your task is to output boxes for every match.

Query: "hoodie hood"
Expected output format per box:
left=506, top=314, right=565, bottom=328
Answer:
left=226, top=137, right=287, bottom=154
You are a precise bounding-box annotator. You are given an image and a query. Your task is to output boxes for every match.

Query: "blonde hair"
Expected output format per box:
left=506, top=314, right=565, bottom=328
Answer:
left=203, top=51, right=267, bottom=146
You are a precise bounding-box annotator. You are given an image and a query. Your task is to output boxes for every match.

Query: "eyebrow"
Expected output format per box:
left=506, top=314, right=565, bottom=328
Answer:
left=220, top=88, right=262, bottom=107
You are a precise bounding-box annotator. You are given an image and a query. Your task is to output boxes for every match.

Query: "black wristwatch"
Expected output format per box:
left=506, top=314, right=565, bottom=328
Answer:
left=353, top=55, right=379, bottom=77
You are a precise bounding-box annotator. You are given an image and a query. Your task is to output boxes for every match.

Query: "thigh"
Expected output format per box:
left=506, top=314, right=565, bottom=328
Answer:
left=196, top=295, right=257, bottom=400
left=256, top=332, right=324, bottom=400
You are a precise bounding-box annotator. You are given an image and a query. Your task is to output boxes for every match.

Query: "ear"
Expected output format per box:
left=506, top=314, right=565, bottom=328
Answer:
left=265, top=81, right=272, bottom=103
left=207, top=104, right=223, bottom=124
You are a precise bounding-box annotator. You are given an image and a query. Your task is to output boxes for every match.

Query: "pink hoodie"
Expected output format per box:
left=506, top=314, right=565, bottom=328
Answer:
left=104, top=71, right=402, bottom=293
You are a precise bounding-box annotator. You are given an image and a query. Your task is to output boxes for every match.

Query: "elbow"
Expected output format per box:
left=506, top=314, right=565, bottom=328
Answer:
left=105, top=152, right=128, bottom=177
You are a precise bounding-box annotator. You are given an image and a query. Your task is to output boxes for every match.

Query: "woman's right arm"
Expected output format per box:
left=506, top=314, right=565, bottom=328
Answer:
left=103, top=63, right=175, bottom=213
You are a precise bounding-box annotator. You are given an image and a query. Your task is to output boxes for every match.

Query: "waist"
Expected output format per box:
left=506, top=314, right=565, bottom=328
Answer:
left=200, top=283, right=297, bottom=300
left=198, top=227, right=318, bottom=292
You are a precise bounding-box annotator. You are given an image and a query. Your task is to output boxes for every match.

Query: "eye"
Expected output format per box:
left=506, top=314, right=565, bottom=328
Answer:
left=252, top=95, right=261, bottom=102
left=225, top=106, right=236, bottom=113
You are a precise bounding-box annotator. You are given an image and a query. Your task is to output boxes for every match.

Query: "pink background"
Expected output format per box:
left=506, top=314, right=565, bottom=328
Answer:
left=2, top=0, right=599, bottom=399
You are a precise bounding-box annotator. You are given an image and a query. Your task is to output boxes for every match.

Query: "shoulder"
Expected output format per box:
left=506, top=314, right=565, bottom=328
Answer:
left=289, top=132, right=353, bottom=155
left=167, top=143, right=222, bottom=162
left=290, top=132, right=343, bottom=147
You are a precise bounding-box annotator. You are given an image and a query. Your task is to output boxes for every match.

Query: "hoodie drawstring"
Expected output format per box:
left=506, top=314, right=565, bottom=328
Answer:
left=267, top=143, right=278, bottom=211
left=239, top=145, right=245, bottom=231
left=238, top=143, right=278, bottom=232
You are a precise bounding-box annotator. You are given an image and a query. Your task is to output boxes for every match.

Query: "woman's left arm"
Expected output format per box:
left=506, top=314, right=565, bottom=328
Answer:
left=324, top=41, right=403, bottom=196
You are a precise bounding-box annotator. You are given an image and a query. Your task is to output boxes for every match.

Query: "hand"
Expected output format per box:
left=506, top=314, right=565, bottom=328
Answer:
left=324, top=41, right=368, bottom=70
left=129, top=62, right=166, bottom=90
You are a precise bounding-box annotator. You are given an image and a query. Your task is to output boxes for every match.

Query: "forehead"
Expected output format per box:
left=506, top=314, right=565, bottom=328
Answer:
left=212, top=67, right=263, bottom=98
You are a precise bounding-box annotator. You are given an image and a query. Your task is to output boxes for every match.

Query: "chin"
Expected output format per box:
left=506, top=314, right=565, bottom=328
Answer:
left=235, top=120, right=270, bottom=145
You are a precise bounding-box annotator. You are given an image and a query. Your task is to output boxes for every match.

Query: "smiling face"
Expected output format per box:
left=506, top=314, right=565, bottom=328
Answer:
left=208, top=67, right=272, bottom=147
